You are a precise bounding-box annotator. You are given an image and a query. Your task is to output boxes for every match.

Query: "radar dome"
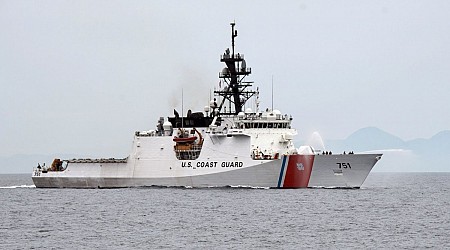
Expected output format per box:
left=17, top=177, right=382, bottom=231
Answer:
left=298, top=146, right=314, bottom=155
left=163, top=121, right=172, bottom=130
left=163, top=121, right=173, bottom=136
left=238, top=112, right=245, bottom=119
left=273, top=109, right=282, bottom=119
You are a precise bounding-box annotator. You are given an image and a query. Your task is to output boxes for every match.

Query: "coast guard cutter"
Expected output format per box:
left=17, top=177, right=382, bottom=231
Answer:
left=32, top=23, right=382, bottom=188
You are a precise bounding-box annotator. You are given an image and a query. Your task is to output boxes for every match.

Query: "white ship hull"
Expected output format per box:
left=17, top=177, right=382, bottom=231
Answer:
left=32, top=132, right=381, bottom=188
left=32, top=154, right=380, bottom=189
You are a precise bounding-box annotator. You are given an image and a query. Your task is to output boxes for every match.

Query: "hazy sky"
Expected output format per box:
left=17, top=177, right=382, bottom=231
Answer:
left=1, top=0, right=449, bottom=158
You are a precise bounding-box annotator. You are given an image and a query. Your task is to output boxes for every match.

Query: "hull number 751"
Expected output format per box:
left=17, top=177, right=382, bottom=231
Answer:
left=336, top=163, right=352, bottom=169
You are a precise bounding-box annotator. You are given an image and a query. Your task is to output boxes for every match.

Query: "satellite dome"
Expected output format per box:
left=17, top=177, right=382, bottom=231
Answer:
left=298, top=146, right=314, bottom=155
left=273, top=109, right=282, bottom=119
left=245, top=108, right=252, bottom=114
left=163, top=121, right=172, bottom=130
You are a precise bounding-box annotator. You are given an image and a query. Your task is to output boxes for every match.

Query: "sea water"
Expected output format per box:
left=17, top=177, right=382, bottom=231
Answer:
left=1, top=172, right=449, bottom=249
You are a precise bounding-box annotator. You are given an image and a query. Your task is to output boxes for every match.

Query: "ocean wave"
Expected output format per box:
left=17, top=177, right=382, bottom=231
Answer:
left=0, top=185, right=36, bottom=189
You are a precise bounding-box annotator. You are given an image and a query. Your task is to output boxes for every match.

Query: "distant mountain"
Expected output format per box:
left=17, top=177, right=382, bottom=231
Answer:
left=339, top=127, right=405, bottom=152
left=325, top=127, right=449, bottom=152
left=299, top=127, right=450, bottom=172
left=407, top=130, right=450, bottom=155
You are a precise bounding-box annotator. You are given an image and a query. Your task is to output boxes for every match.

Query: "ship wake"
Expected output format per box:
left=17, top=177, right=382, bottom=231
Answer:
left=0, top=184, right=36, bottom=189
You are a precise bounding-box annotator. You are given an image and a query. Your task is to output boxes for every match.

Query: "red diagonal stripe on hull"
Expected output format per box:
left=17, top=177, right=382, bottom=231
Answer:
left=283, top=155, right=315, bottom=188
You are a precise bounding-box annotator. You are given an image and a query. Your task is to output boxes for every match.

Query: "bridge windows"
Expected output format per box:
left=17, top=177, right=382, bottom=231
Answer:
left=239, top=122, right=289, bottom=129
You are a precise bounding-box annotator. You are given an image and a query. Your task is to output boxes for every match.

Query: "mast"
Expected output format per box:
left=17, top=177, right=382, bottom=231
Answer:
left=231, top=22, right=236, bottom=57
left=181, top=88, right=184, bottom=128
left=271, top=75, right=274, bottom=111
left=216, top=22, right=257, bottom=116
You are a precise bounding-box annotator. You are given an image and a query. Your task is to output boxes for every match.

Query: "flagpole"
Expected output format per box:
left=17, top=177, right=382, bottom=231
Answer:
left=271, top=75, right=274, bottom=111
left=181, top=88, right=184, bottom=129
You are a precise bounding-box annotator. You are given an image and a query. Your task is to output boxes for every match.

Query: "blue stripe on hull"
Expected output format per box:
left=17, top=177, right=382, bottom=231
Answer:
left=277, top=156, right=288, bottom=188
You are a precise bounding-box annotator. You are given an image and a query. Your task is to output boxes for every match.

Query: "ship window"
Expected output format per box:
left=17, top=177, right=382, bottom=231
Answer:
left=268, top=123, right=273, bottom=128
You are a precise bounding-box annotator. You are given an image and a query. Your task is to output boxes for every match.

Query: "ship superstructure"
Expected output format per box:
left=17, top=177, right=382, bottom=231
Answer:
left=32, top=23, right=382, bottom=188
